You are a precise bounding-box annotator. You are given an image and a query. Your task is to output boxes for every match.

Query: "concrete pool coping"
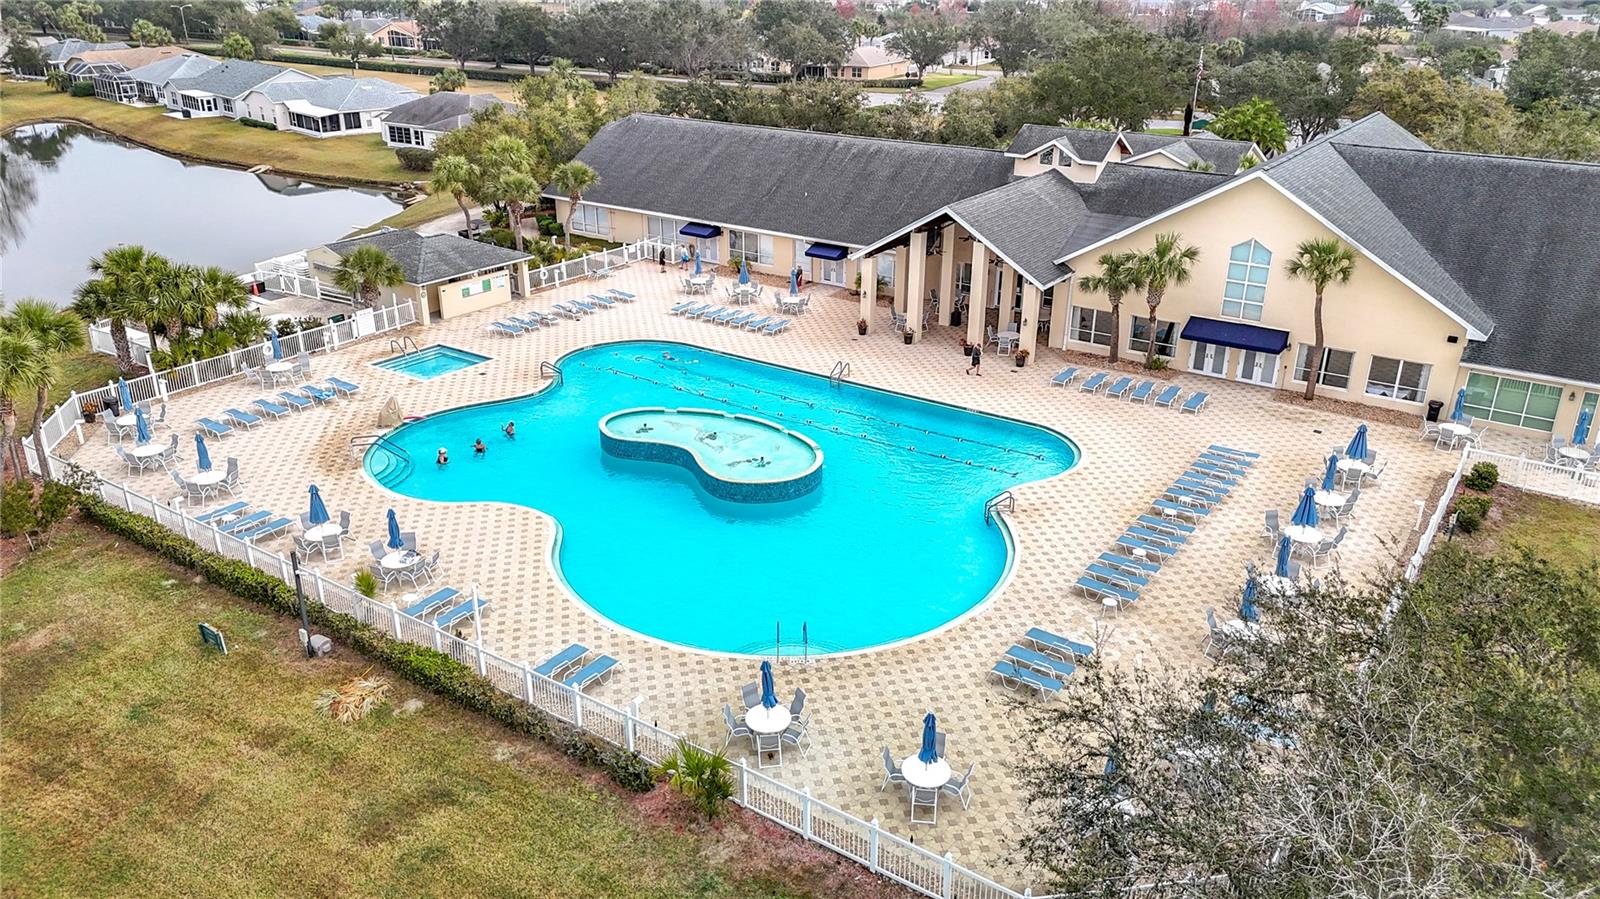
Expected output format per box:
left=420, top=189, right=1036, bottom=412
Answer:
left=368, top=343, right=493, bottom=381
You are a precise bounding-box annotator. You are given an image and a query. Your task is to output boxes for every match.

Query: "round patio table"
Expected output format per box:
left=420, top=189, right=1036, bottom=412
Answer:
left=1259, top=575, right=1298, bottom=596
left=130, top=442, right=166, bottom=459
left=304, top=522, right=342, bottom=542
left=114, top=413, right=138, bottom=428
left=902, top=756, right=952, bottom=790
left=1284, top=524, right=1324, bottom=545
left=745, top=704, right=791, bottom=735
left=1558, top=446, right=1592, bottom=464
left=1313, top=489, right=1346, bottom=509
left=380, top=549, right=419, bottom=569
left=190, top=469, right=225, bottom=488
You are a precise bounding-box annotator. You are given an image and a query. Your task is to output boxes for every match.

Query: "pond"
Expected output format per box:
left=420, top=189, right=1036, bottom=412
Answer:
left=0, top=122, right=404, bottom=303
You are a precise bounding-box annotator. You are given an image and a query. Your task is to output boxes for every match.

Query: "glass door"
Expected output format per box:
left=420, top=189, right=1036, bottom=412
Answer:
left=1236, top=349, right=1278, bottom=386
left=1189, top=341, right=1227, bottom=376
left=817, top=257, right=845, bottom=286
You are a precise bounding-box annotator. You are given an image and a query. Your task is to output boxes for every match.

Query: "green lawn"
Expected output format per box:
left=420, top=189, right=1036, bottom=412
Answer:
left=1, top=80, right=413, bottom=185
left=1455, top=484, right=1600, bottom=571
left=918, top=73, right=982, bottom=90
left=14, top=345, right=119, bottom=437
left=0, top=526, right=883, bottom=899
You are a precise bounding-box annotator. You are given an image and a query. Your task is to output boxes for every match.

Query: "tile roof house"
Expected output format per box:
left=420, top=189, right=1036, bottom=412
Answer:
left=239, top=76, right=421, bottom=138
left=839, top=43, right=914, bottom=80
left=1443, top=12, right=1540, bottom=35
left=93, top=52, right=219, bottom=105
left=164, top=59, right=316, bottom=120
left=382, top=92, right=509, bottom=149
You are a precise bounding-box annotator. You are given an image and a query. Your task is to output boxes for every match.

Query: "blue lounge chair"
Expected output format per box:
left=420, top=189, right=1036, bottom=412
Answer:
left=1129, top=380, right=1157, bottom=402
left=508, top=315, right=543, bottom=331
left=326, top=376, right=361, bottom=397
left=1114, top=534, right=1173, bottom=560
left=1078, top=372, right=1109, bottom=393
left=402, top=587, right=459, bottom=619
left=196, top=417, right=233, bottom=438
left=1208, top=444, right=1260, bottom=461
left=669, top=300, right=698, bottom=314
left=1181, top=392, right=1210, bottom=414
left=1165, top=485, right=1219, bottom=506
left=686, top=304, right=721, bottom=320
left=1024, top=627, right=1095, bottom=661
left=1105, top=376, right=1134, bottom=399
left=723, top=311, right=756, bottom=327
left=1136, top=514, right=1196, bottom=536
left=1097, top=551, right=1161, bottom=575
left=434, top=598, right=488, bottom=629
left=1077, top=575, right=1140, bottom=604
left=564, top=655, right=617, bottom=690
left=587, top=293, right=616, bottom=308
left=195, top=501, right=248, bottom=523
left=217, top=510, right=272, bottom=535
left=743, top=315, right=774, bottom=332
left=489, top=321, right=524, bottom=337
left=608, top=288, right=636, bottom=301
left=1050, top=367, right=1080, bottom=387
left=1198, top=453, right=1249, bottom=472
left=1175, top=477, right=1230, bottom=497
left=1152, top=498, right=1211, bottom=519
left=526, top=310, right=558, bottom=325
left=1086, top=563, right=1150, bottom=589
left=1127, top=525, right=1186, bottom=548
left=762, top=319, right=792, bottom=335
left=253, top=398, right=290, bottom=419
left=300, top=384, right=336, bottom=404
left=1006, top=644, right=1077, bottom=679
left=1191, top=460, right=1243, bottom=480
left=708, top=308, right=740, bottom=324
left=223, top=408, right=262, bottom=429
left=1153, top=385, right=1183, bottom=407
left=239, top=516, right=292, bottom=542
left=276, top=391, right=313, bottom=411
left=552, top=302, right=583, bottom=319
left=570, top=298, right=600, bottom=312
left=533, top=643, right=588, bottom=679
left=990, top=660, right=1063, bottom=699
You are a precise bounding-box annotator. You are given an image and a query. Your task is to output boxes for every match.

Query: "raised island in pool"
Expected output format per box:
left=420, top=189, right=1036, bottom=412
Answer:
left=600, top=407, right=823, bottom=503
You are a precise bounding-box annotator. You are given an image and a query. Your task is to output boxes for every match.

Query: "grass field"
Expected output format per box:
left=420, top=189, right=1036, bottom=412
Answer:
left=917, top=73, right=982, bottom=90
left=0, top=525, right=900, bottom=898
left=1455, top=485, right=1600, bottom=571
left=0, top=80, right=413, bottom=185
left=13, top=346, right=119, bottom=438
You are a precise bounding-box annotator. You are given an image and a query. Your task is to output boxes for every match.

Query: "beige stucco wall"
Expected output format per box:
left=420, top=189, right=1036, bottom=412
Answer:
left=434, top=271, right=513, bottom=320
left=838, top=61, right=912, bottom=80
left=1011, top=153, right=1105, bottom=183
left=1128, top=152, right=1191, bottom=171
left=1061, top=177, right=1473, bottom=419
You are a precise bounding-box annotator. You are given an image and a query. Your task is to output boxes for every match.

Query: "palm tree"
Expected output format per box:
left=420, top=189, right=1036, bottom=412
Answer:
left=1133, top=233, right=1201, bottom=368
left=152, top=261, right=198, bottom=351
left=496, top=172, right=541, bottom=252
left=332, top=246, right=407, bottom=308
left=430, top=154, right=479, bottom=237
left=1075, top=252, right=1144, bottom=365
left=1285, top=237, right=1357, bottom=401
left=69, top=277, right=128, bottom=372
left=550, top=160, right=600, bottom=251
left=87, top=245, right=167, bottom=371
left=2, top=301, right=86, bottom=480
left=191, top=265, right=251, bottom=329
left=0, top=328, right=46, bottom=480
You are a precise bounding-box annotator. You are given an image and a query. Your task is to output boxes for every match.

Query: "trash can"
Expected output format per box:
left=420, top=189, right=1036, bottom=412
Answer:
left=950, top=308, right=962, bottom=327
left=1426, top=399, right=1444, bottom=422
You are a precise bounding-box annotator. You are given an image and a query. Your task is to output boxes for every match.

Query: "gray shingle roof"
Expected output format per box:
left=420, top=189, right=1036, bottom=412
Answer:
left=121, top=53, right=220, bottom=86
left=383, top=91, right=508, bottom=131
left=1006, top=124, right=1124, bottom=161
left=259, top=75, right=419, bottom=112
left=165, top=59, right=299, bottom=99
left=550, top=114, right=1017, bottom=247
left=41, top=39, right=127, bottom=63
left=325, top=228, right=531, bottom=285
left=947, top=166, right=1230, bottom=287
left=1007, top=124, right=1258, bottom=173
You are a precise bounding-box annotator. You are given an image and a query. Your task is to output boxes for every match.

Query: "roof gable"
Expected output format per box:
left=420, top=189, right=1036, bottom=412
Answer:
left=383, top=91, right=507, bottom=130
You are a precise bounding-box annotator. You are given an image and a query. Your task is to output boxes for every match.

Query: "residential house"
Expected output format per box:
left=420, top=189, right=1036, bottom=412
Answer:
left=307, top=228, right=534, bottom=324
left=1007, top=125, right=1264, bottom=177
left=93, top=52, right=218, bottom=105
left=164, top=59, right=315, bottom=119
left=1296, top=0, right=1351, bottom=21
left=10, top=38, right=129, bottom=78
left=63, top=45, right=185, bottom=84
left=238, top=76, right=420, bottom=137
left=1539, top=18, right=1599, bottom=34
left=838, top=44, right=915, bottom=81
left=296, top=14, right=338, bottom=38
left=352, top=17, right=425, bottom=49
left=382, top=92, right=509, bottom=149
left=1443, top=12, right=1540, bottom=36
left=550, top=112, right=1600, bottom=439
left=940, top=42, right=994, bottom=68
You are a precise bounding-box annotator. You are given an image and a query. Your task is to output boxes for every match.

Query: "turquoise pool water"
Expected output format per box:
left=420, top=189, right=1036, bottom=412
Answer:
left=369, top=341, right=1078, bottom=655
left=373, top=344, right=489, bottom=380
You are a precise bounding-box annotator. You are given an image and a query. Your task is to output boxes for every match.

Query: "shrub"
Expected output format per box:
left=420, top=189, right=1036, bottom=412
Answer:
left=656, top=740, right=735, bottom=818
left=536, top=215, right=559, bottom=236
left=1146, top=356, right=1170, bottom=371
left=858, top=76, right=924, bottom=89
left=1, top=484, right=38, bottom=538
left=1463, top=461, right=1499, bottom=492
left=353, top=569, right=378, bottom=598
left=395, top=147, right=436, bottom=172
left=1453, top=494, right=1493, bottom=533
left=480, top=227, right=516, bottom=249
left=238, top=116, right=278, bottom=130
left=69, top=81, right=96, bottom=97
left=78, top=494, right=656, bottom=792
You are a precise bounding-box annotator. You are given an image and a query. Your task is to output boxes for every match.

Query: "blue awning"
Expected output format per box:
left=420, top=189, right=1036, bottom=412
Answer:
left=679, top=222, right=722, bottom=239
left=804, top=243, right=849, bottom=261
left=1180, top=316, right=1290, bottom=355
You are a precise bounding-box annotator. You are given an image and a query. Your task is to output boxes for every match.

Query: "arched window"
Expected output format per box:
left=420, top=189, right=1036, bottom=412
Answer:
left=1223, top=240, right=1271, bottom=321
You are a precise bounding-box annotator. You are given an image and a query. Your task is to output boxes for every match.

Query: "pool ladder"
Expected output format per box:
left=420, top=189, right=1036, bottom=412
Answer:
left=828, top=361, right=850, bottom=387
left=350, top=433, right=413, bottom=485
left=984, top=491, right=1016, bottom=525
left=389, top=336, right=419, bottom=356
left=539, top=360, right=563, bottom=384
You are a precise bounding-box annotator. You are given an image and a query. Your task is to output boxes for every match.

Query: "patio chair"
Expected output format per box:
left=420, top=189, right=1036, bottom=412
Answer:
left=293, top=351, right=312, bottom=378
left=320, top=530, right=344, bottom=560
left=788, top=687, right=808, bottom=725
left=417, top=548, right=441, bottom=584
left=880, top=748, right=905, bottom=791
left=780, top=719, right=809, bottom=757
left=196, top=417, right=233, bottom=439
left=935, top=731, right=947, bottom=759
left=1180, top=391, right=1211, bottom=414
left=984, top=325, right=997, bottom=349
left=1153, top=385, right=1183, bottom=408
left=1129, top=380, right=1157, bottom=403
left=338, top=510, right=351, bottom=534
left=564, top=655, right=618, bottom=691
left=369, top=539, right=387, bottom=561
left=1078, top=372, right=1109, bottom=394
left=911, top=786, right=940, bottom=824
left=1105, top=376, right=1134, bottom=399
left=149, top=403, right=170, bottom=430
left=996, top=335, right=1017, bottom=356
left=1543, top=437, right=1568, bottom=464
left=941, top=762, right=976, bottom=810
left=1309, top=526, right=1348, bottom=566
left=533, top=644, right=588, bottom=679
left=220, top=457, right=241, bottom=495
left=1360, top=461, right=1387, bottom=487
left=243, top=364, right=263, bottom=385
left=103, top=417, right=126, bottom=444
left=1463, top=425, right=1489, bottom=448
left=1263, top=509, right=1282, bottom=543
left=722, top=704, right=752, bottom=750
left=293, top=533, right=326, bottom=560
left=400, top=531, right=418, bottom=551
left=1203, top=608, right=1246, bottom=658
left=1049, top=367, right=1081, bottom=387
left=1023, top=627, right=1094, bottom=661
left=1418, top=421, right=1441, bottom=443
left=1332, top=486, right=1361, bottom=521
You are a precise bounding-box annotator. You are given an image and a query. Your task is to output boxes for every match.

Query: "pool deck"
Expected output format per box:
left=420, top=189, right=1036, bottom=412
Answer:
left=60, top=266, right=1526, bottom=889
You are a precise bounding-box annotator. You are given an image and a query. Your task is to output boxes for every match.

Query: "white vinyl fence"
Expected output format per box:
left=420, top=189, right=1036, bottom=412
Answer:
left=526, top=237, right=678, bottom=293
left=1462, top=447, right=1600, bottom=506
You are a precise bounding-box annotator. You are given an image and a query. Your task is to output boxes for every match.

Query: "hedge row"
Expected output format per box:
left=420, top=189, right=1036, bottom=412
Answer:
left=80, top=495, right=655, bottom=792
left=268, top=52, right=530, bottom=83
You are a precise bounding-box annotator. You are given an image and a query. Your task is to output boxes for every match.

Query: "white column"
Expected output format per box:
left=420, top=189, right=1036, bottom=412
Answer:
left=1019, top=282, right=1043, bottom=363
left=858, top=254, right=876, bottom=333
left=1049, top=278, right=1072, bottom=350
left=936, top=224, right=956, bottom=327
left=966, top=243, right=989, bottom=348
left=892, top=246, right=909, bottom=312
left=905, top=231, right=928, bottom=342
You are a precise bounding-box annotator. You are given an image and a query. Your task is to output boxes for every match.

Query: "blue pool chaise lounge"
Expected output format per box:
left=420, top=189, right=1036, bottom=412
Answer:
left=402, top=587, right=460, bottom=619
left=1076, top=574, right=1140, bottom=605
left=533, top=643, right=588, bottom=679
left=253, top=398, right=291, bottom=419
left=564, top=654, right=618, bottom=691
left=1023, top=628, right=1095, bottom=661
left=1079, top=372, right=1109, bottom=393
left=489, top=321, right=524, bottom=337
left=1129, top=380, right=1157, bottom=403
left=275, top=391, right=313, bottom=411
left=196, top=417, right=233, bottom=438
left=1105, top=376, right=1134, bottom=399
left=326, top=376, right=361, bottom=397
left=763, top=319, right=792, bottom=335
left=607, top=288, right=636, bottom=302
left=1181, top=392, right=1211, bottom=413
left=1050, top=367, right=1080, bottom=387
left=301, top=384, right=337, bottom=404
left=434, top=597, right=489, bottom=630
left=1153, top=385, right=1182, bottom=407
left=1006, top=644, right=1077, bottom=680
left=195, top=500, right=249, bottom=523
left=223, top=408, right=262, bottom=429
left=990, top=659, right=1063, bottom=699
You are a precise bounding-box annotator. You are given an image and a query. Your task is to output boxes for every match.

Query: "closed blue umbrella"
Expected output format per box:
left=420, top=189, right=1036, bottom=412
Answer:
left=386, top=508, right=403, bottom=550
left=918, top=712, right=939, bottom=763
left=693, top=253, right=702, bottom=276
left=193, top=433, right=212, bottom=471
left=1275, top=535, right=1293, bottom=579
left=758, top=660, right=778, bottom=709
left=1450, top=388, right=1466, bottom=422
left=1345, top=424, right=1368, bottom=462
left=1574, top=407, right=1592, bottom=446
left=134, top=405, right=151, bottom=444
left=1291, top=486, right=1318, bottom=528
left=738, top=260, right=750, bottom=285
left=307, top=485, right=329, bottom=526
left=117, top=377, right=133, bottom=412
left=270, top=329, right=283, bottom=360
left=1321, top=454, right=1339, bottom=491
left=1240, top=576, right=1259, bottom=622
left=789, top=268, right=799, bottom=295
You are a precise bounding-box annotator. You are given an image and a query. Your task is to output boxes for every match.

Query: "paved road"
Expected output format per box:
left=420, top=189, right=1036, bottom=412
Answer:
left=862, top=70, right=997, bottom=109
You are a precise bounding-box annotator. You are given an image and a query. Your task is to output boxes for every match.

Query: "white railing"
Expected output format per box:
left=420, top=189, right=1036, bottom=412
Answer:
left=87, top=321, right=154, bottom=369
left=64, top=465, right=1044, bottom=899
left=1402, top=449, right=1469, bottom=582
left=24, top=303, right=416, bottom=479
left=1463, top=447, right=1600, bottom=506
left=525, top=237, right=677, bottom=293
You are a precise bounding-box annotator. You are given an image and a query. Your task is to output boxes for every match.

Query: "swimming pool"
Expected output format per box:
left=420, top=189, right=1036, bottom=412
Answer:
left=370, top=341, right=1078, bottom=655
left=373, top=344, right=489, bottom=380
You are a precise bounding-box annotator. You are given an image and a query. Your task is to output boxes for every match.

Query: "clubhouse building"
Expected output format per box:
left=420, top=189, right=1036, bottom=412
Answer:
left=547, top=113, right=1599, bottom=438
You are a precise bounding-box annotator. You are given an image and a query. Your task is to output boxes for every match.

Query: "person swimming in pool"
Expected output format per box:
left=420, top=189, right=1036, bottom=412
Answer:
left=473, top=438, right=486, bottom=456
left=503, top=421, right=515, bottom=438
left=662, top=351, right=674, bottom=361
left=437, top=447, right=448, bottom=465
